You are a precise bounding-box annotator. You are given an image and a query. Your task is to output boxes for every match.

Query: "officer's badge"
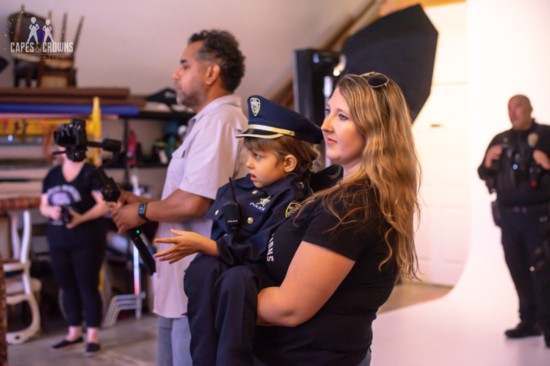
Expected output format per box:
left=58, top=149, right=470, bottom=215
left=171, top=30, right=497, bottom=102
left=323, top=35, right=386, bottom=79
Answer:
left=528, top=132, right=539, bottom=148
left=257, top=196, right=271, bottom=207
left=285, top=201, right=301, bottom=218
left=250, top=97, right=261, bottom=116
left=249, top=196, right=271, bottom=211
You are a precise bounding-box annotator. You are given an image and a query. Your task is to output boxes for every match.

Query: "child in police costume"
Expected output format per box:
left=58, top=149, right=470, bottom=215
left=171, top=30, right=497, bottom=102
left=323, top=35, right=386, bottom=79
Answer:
left=154, top=95, right=322, bottom=365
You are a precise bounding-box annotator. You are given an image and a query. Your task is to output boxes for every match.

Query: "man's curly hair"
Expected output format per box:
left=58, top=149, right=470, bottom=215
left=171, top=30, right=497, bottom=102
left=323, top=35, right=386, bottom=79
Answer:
left=189, top=30, right=246, bottom=92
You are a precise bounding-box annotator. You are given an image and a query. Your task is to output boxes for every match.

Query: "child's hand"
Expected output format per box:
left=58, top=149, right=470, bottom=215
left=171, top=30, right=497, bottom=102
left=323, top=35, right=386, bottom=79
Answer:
left=154, top=229, right=218, bottom=263
left=154, top=229, right=202, bottom=264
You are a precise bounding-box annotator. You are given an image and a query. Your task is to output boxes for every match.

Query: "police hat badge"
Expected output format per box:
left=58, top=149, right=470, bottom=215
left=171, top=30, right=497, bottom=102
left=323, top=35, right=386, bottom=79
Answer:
left=238, top=95, right=323, bottom=144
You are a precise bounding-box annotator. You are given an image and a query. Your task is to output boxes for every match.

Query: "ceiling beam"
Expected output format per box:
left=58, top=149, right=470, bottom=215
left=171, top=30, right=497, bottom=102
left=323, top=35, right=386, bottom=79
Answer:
left=379, top=0, right=465, bottom=17
left=421, top=0, right=465, bottom=7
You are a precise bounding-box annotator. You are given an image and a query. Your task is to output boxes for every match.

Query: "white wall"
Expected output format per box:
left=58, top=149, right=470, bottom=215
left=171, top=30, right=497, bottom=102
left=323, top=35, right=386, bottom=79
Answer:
left=468, top=0, right=550, bottom=278
left=0, top=0, right=366, bottom=98
left=413, top=3, right=469, bottom=285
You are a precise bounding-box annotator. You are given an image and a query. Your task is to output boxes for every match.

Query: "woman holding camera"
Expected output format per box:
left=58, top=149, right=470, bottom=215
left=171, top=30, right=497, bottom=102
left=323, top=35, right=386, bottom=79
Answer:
left=40, top=146, right=109, bottom=356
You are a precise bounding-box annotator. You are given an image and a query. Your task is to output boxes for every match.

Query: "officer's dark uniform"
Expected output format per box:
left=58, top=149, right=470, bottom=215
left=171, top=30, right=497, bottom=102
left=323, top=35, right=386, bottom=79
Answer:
left=184, top=95, right=323, bottom=366
left=478, top=120, right=550, bottom=341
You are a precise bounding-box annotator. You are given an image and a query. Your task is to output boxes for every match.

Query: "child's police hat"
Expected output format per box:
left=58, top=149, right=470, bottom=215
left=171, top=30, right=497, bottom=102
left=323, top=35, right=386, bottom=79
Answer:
left=237, top=95, right=322, bottom=144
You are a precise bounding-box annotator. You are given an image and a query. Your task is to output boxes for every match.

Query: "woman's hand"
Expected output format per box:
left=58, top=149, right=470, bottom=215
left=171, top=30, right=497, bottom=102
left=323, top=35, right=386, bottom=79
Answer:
left=66, top=208, right=83, bottom=229
left=48, top=206, right=62, bottom=221
left=64, top=191, right=109, bottom=230
left=154, top=229, right=217, bottom=264
left=39, top=193, right=62, bottom=220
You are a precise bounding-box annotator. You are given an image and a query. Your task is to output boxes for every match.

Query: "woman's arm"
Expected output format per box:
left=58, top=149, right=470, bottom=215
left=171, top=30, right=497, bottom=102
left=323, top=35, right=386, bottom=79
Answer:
left=257, top=241, right=355, bottom=327
left=39, top=193, right=61, bottom=221
left=66, top=191, right=109, bottom=229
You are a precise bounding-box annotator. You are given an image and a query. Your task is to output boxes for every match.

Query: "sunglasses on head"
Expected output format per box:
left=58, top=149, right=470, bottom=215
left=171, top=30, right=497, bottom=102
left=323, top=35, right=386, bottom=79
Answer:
left=362, top=72, right=390, bottom=89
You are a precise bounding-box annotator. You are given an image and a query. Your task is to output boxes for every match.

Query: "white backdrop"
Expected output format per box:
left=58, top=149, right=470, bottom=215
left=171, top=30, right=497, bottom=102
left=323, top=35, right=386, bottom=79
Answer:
left=372, top=1, right=550, bottom=365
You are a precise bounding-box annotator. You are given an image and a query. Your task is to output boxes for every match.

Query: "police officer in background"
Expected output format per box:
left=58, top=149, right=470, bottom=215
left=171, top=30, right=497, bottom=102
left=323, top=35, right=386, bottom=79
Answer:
left=478, top=94, right=550, bottom=347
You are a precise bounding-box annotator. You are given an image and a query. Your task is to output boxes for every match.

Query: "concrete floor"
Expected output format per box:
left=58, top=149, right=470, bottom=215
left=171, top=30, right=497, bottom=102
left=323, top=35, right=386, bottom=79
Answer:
left=7, top=281, right=451, bottom=366
left=8, top=312, right=158, bottom=366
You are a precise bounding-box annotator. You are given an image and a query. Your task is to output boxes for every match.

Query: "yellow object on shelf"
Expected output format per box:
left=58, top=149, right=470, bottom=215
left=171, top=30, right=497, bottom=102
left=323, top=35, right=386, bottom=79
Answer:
left=88, top=96, right=102, bottom=165
left=0, top=96, right=104, bottom=165
left=0, top=118, right=67, bottom=136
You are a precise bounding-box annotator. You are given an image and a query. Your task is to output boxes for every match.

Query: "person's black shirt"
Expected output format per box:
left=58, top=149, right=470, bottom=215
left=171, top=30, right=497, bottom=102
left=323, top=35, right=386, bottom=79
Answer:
left=254, top=184, right=397, bottom=366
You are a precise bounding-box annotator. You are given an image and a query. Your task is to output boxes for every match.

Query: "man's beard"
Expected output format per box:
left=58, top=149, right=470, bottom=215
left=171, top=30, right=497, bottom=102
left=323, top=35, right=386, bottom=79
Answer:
left=176, top=90, right=198, bottom=110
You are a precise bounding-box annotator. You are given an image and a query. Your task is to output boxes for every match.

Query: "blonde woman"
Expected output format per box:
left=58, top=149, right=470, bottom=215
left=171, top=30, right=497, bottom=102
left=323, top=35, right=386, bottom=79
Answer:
left=253, top=72, right=421, bottom=366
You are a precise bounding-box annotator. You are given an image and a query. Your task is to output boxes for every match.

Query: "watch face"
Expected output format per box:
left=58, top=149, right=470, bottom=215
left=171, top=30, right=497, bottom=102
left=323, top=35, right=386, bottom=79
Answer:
left=138, top=203, right=146, bottom=219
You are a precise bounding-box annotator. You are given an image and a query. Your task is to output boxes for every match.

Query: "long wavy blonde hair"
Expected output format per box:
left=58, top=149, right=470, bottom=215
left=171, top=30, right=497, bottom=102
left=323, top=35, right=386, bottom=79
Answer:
left=305, top=73, right=421, bottom=280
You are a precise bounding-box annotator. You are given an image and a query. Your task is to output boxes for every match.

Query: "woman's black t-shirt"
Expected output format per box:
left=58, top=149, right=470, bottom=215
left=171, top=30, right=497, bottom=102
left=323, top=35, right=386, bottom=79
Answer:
left=255, top=189, right=398, bottom=366
left=42, top=163, right=106, bottom=250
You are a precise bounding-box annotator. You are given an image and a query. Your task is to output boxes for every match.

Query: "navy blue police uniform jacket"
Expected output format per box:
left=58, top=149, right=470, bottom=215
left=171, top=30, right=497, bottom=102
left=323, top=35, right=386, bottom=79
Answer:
left=208, top=173, right=309, bottom=266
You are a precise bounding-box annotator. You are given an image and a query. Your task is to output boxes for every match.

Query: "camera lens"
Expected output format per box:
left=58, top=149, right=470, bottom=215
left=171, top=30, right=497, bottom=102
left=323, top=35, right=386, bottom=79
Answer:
left=61, top=206, right=72, bottom=224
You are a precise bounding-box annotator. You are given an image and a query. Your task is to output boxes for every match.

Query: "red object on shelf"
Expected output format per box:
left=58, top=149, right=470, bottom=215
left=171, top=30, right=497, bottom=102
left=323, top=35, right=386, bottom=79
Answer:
left=127, top=129, right=137, bottom=167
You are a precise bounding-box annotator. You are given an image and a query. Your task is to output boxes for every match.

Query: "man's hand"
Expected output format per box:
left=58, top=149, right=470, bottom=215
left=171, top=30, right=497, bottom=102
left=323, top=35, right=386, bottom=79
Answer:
left=118, top=190, right=141, bottom=205
left=485, top=145, right=503, bottom=168
left=106, top=190, right=135, bottom=210
left=533, top=149, right=550, bottom=170
left=112, top=202, right=145, bottom=233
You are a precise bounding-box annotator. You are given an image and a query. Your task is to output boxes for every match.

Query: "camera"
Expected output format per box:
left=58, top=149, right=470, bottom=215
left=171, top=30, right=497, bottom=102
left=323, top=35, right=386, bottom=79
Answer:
left=53, top=119, right=122, bottom=162
left=89, top=166, right=120, bottom=202
left=89, top=166, right=156, bottom=274
left=60, top=206, right=73, bottom=225
left=54, top=119, right=88, bottom=162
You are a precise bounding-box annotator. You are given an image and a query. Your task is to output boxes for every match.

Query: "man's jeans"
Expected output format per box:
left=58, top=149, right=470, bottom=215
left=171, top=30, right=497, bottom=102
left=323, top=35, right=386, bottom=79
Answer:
left=157, top=315, right=192, bottom=366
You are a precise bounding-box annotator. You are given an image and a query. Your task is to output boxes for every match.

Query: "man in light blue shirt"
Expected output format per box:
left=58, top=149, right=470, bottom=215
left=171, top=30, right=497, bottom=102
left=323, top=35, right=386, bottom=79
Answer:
left=112, top=29, right=248, bottom=365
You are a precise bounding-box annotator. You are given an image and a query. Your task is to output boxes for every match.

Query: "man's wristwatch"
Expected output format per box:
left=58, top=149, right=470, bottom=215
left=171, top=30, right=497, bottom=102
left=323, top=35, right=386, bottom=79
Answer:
left=138, top=202, right=149, bottom=221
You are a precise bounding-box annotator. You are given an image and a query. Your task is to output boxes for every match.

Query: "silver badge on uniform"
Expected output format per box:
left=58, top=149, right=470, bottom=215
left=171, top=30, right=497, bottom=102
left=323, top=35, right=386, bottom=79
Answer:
left=250, top=97, right=261, bottom=117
